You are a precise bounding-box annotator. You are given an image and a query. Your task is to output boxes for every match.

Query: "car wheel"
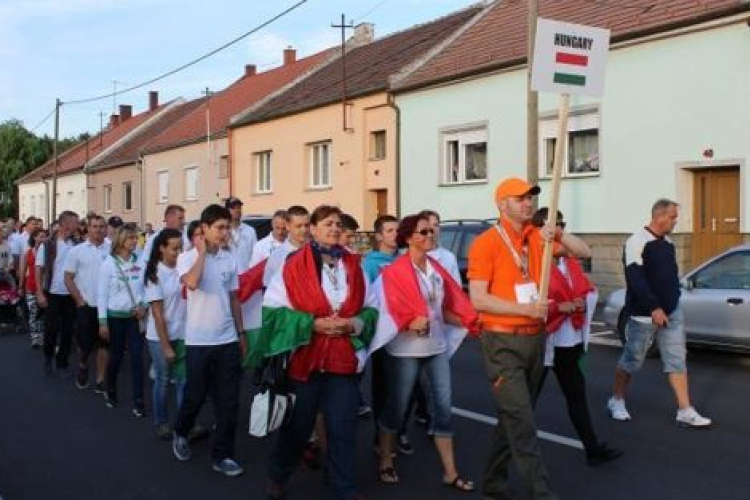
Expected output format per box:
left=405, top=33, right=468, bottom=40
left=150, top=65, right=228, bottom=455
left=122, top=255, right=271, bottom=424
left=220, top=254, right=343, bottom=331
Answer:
left=616, top=309, right=659, bottom=357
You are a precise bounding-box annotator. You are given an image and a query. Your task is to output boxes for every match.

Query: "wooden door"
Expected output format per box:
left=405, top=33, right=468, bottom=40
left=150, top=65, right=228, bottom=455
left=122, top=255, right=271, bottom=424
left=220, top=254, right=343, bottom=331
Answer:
left=375, top=189, right=388, bottom=217
left=692, top=168, right=741, bottom=267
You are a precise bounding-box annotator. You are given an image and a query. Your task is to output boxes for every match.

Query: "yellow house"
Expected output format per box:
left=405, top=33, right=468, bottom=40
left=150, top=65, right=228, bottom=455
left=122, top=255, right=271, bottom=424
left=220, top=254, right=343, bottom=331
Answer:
left=229, top=7, right=481, bottom=228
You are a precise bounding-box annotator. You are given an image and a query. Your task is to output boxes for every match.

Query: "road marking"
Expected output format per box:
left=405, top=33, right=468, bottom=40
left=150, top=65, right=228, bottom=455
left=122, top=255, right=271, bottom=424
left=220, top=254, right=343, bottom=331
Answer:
left=589, top=330, right=614, bottom=337
left=591, top=321, right=605, bottom=326
left=589, top=337, right=622, bottom=347
left=451, top=407, right=584, bottom=450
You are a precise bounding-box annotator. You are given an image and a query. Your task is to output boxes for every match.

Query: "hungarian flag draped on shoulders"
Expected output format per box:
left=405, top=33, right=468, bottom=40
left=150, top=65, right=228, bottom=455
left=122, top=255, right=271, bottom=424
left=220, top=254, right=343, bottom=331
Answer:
left=237, top=248, right=269, bottom=368
left=367, top=254, right=480, bottom=359
left=246, top=243, right=378, bottom=381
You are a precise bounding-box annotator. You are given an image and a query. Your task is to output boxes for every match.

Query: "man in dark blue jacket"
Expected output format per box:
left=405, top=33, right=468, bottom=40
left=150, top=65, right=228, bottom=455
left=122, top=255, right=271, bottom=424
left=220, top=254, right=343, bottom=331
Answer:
left=607, top=199, right=711, bottom=428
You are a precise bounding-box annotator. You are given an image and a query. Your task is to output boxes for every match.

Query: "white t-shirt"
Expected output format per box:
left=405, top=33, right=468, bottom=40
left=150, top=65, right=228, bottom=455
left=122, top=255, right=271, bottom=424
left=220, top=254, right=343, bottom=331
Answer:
left=252, top=234, right=285, bottom=263
left=386, top=260, right=448, bottom=358
left=428, top=247, right=461, bottom=286
left=10, top=231, right=29, bottom=257
left=145, top=263, right=186, bottom=342
left=262, top=240, right=297, bottom=285
left=176, top=248, right=239, bottom=346
left=228, top=223, right=257, bottom=271
left=63, top=239, right=111, bottom=306
left=36, top=239, right=76, bottom=295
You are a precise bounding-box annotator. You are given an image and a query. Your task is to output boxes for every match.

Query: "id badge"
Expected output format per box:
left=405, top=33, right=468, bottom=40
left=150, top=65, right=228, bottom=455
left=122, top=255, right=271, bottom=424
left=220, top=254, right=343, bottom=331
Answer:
left=515, top=281, right=539, bottom=304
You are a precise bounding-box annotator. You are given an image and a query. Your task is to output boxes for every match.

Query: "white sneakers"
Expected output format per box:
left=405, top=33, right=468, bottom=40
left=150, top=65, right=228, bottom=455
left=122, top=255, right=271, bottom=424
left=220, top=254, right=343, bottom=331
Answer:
left=607, top=397, right=632, bottom=421
left=607, top=397, right=712, bottom=428
left=676, top=407, right=712, bottom=428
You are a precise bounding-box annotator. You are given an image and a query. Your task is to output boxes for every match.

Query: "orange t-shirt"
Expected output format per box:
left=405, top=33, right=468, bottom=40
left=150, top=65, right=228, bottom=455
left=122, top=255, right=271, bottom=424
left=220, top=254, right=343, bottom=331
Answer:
left=467, top=218, right=544, bottom=332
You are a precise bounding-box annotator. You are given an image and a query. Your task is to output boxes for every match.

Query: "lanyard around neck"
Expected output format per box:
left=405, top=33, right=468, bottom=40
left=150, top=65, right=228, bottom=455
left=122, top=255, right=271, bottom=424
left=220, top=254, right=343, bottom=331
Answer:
left=495, top=223, right=529, bottom=279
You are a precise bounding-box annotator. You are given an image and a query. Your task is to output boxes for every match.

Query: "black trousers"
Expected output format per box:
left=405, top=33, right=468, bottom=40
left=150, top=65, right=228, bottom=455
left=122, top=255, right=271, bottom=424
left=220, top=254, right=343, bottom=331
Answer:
left=43, top=293, right=76, bottom=369
left=174, top=342, right=242, bottom=462
left=541, top=343, right=599, bottom=452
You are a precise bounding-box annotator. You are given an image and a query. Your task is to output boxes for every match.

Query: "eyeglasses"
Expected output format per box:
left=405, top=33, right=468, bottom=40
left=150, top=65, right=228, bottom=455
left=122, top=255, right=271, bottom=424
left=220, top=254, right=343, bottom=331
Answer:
left=416, top=228, right=435, bottom=236
left=556, top=221, right=566, bottom=230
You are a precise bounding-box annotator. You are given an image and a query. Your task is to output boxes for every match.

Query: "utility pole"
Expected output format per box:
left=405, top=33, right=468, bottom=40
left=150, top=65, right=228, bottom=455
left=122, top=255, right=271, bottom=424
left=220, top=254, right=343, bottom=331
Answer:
left=527, top=0, right=539, bottom=188
left=331, top=14, right=354, bottom=132
left=51, top=98, right=61, bottom=224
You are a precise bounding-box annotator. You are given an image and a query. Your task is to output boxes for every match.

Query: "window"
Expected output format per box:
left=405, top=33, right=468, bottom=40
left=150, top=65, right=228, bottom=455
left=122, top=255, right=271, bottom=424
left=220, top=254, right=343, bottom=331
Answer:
left=123, top=182, right=133, bottom=211
left=157, top=171, right=168, bottom=204
left=440, top=126, right=487, bottom=184
left=66, top=191, right=74, bottom=209
left=309, top=141, right=331, bottom=188
left=254, top=151, right=272, bottom=193
left=370, top=130, right=386, bottom=160
left=103, top=185, right=113, bottom=213
left=29, top=195, right=35, bottom=217
left=540, top=108, right=600, bottom=178
left=218, top=155, right=229, bottom=179
left=693, top=251, right=750, bottom=290
left=184, top=167, right=198, bottom=201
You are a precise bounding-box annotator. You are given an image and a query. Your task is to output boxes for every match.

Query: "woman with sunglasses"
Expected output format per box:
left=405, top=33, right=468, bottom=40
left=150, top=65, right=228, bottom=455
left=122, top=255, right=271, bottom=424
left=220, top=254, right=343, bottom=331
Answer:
left=531, top=207, right=622, bottom=466
left=143, top=228, right=186, bottom=439
left=256, top=205, right=378, bottom=500
left=372, top=213, right=478, bottom=492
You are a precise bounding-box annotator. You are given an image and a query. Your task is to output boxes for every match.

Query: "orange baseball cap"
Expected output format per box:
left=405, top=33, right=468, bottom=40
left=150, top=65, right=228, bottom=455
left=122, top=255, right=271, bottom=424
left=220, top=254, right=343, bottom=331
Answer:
left=495, top=177, right=541, bottom=202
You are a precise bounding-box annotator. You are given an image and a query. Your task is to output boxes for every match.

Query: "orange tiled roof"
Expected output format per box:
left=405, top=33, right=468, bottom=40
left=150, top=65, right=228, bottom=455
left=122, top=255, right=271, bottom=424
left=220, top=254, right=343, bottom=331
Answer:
left=143, top=49, right=335, bottom=154
left=232, top=5, right=483, bottom=126
left=394, top=0, right=749, bottom=91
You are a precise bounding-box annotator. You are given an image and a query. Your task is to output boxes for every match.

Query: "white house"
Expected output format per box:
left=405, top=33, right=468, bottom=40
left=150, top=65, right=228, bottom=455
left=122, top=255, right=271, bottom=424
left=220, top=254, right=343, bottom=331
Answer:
left=392, top=0, right=750, bottom=295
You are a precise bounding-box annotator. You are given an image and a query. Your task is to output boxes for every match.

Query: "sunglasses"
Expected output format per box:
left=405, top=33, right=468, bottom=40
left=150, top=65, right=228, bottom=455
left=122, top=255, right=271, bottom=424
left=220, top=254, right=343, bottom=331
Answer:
left=415, top=228, right=435, bottom=236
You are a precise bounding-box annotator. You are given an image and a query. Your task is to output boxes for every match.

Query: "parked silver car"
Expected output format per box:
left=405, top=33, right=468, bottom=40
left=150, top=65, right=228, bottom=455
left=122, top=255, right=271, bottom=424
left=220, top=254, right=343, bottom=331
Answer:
left=603, top=244, right=750, bottom=353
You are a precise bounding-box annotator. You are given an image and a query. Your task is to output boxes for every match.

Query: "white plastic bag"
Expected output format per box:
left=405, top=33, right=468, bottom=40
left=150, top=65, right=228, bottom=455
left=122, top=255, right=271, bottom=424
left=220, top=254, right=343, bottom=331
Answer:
left=248, top=390, right=295, bottom=437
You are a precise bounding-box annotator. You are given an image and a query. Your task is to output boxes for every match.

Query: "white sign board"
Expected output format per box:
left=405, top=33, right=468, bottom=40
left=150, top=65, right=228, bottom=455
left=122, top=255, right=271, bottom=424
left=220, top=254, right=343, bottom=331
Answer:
left=531, top=18, right=611, bottom=97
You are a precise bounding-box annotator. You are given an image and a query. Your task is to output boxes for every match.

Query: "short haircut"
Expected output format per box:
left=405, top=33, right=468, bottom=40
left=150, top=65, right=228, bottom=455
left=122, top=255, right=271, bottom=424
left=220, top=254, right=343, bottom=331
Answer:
left=164, top=204, right=185, bottom=218
left=272, top=209, right=288, bottom=220
left=58, top=210, right=78, bottom=223
left=396, top=213, right=429, bottom=248
left=374, top=214, right=398, bottom=234
left=186, top=220, right=201, bottom=241
left=25, top=216, right=37, bottom=225
left=531, top=207, right=563, bottom=228
left=310, top=205, right=342, bottom=226
left=200, top=204, right=230, bottom=226
left=286, top=205, right=309, bottom=219
left=340, top=213, right=359, bottom=231
left=87, top=214, right=106, bottom=225
left=652, top=198, right=679, bottom=217
left=419, top=209, right=440, bottom=223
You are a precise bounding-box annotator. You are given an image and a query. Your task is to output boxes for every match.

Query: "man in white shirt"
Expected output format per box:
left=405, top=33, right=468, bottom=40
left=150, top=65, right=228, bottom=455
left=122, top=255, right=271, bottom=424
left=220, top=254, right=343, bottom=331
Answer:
left=64, top=214, right=110, bottom=391
left=262, top=206, right=310, bottom=283
left=36, top=211, right=80, bottom=376
left=225, top=197, right=257, bottom=270
left=252, top=210, right=288, bottom=260
left=172, top=204, right=245, bottom=478
left=140, top=205, right=186, bottom=264
left=421, top=209, right=462, bottom=285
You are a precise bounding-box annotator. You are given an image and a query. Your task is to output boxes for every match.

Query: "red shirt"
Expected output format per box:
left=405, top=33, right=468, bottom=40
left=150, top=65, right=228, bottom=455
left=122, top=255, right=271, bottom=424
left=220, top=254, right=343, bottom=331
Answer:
left=25, top=248, right=37, bottom=294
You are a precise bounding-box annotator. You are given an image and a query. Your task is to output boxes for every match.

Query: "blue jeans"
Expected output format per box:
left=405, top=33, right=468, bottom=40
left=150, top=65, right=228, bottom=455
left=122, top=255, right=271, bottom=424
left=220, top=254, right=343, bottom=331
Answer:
left=618, top=308, right=686, bottom=374
left=106, top=317, right=145, bottom=406
left=380, top=351, right=453, bottom=437
left=173, top=342, right=242, bottom=462
left=269, top=372, right=360, bottom=500
left=147, top=340, right=185, bottom=426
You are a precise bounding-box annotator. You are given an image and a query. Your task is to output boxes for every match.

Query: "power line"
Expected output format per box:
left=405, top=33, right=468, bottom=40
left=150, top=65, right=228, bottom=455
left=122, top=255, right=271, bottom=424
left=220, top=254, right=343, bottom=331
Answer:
left=354, top=0, right=390, bottom=23
left=30, top=107, right=56, bottom=134
left=63, top=0, right=309, bottom=106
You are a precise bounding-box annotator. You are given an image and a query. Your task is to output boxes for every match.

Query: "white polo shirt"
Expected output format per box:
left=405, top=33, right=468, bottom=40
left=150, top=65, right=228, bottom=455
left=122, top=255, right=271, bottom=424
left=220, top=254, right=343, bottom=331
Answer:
left=252, top=234, right=285, bottom=262
left=63, top=239, right=111, bottom=306
left=145, top=263, right=186, bottom=342
left=228, top=223, right=257, bottom=271
left=36, top=239, right=76, bottom=295
left=10, top=231, right=30, bottom=257
left=177, top=248, right=239, bottom=346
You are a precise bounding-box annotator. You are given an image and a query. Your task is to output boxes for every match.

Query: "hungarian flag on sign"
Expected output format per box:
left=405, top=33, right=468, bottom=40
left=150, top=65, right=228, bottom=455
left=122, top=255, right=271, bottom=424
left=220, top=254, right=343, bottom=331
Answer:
left=554, top=51, right=588, bottom=86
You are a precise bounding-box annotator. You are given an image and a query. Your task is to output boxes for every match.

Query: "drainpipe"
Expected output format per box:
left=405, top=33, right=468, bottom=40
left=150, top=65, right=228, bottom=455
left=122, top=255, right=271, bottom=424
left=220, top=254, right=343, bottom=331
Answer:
left=227, top=126, right=234, bottom=198
left=138, top=155, right=145, bottom=227
left=387, top=94, right=401, bottom=217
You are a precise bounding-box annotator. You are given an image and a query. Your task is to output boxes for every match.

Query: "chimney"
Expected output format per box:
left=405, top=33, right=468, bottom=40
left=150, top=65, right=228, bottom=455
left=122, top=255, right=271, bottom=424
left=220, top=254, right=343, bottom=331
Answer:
left=245, top=64, right=257, bottom=77
left=352, top=23, right=375, bottom=46
left=283, top=47, right=296, bottom=66
left=148, top=91, right=159, bottom=111
left=119, top=104, right=132, bottom=122
left=109, top=114, right=120, bottom=128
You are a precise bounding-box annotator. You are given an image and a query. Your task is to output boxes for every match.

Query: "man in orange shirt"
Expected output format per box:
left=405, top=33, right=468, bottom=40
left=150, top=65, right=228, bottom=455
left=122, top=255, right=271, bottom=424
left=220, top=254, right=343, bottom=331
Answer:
left=468, top=177, right=591, bottom=500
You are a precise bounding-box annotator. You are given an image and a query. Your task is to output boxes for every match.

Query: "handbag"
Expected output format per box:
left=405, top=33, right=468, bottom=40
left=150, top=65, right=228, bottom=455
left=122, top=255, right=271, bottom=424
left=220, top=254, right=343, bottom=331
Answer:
left=248, top=353, right=295, bottom=437
left=113, top=256, right=146, bottom=333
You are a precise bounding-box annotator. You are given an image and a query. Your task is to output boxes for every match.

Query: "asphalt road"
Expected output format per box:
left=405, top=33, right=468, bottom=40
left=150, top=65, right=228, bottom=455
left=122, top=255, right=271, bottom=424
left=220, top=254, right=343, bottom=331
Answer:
left=1, top=324, right=749, bottom=500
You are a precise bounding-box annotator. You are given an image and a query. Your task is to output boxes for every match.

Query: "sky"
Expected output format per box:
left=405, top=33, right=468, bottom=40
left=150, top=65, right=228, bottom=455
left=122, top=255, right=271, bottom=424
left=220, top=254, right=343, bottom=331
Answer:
left=0, top=0, right=479, bottom=138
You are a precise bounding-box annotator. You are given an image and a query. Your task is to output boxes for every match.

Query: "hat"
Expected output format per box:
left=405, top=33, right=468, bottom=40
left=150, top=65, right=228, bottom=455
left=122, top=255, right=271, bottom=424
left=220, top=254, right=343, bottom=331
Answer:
left=225, top=196, right=244, bottom=208
left=107, top=215, right=124, bottom=228
left=495, top=177, right=541, bottom=202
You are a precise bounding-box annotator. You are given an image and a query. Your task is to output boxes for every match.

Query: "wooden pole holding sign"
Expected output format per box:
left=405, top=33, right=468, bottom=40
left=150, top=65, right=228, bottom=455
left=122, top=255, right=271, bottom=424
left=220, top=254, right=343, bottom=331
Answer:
left=538, top=93, right=570, bottom=304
